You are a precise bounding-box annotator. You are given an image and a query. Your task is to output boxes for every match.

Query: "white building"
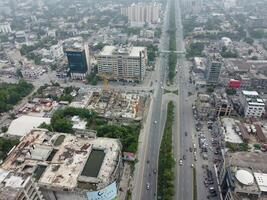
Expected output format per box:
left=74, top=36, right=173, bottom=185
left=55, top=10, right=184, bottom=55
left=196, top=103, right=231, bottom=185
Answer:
left=241, top=90, right=265, bottom=118
left=0, top=22, right=12, bottom=34
left=97, top=45, right=147, bottom=82
left=121, top=3, right=161, bottom=27
left=0, top=169, right=44, bottom=200
left=50, top=42, right=64, bottom=60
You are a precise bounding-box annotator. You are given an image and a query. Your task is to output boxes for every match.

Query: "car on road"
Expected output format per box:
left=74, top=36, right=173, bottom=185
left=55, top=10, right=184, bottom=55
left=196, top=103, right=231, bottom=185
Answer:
left=146, top=183, right=150, bottom=190
left=153, top=169, right=157, bottom=174
left=185, top=131, right=188, bottom=136
left=179, top=159, right=183, bottom=165
left=154, top=120, right=157, bottom=124
left=183, top=155, right=186, bottom=160
left=160, top=86, right=164, bottom=89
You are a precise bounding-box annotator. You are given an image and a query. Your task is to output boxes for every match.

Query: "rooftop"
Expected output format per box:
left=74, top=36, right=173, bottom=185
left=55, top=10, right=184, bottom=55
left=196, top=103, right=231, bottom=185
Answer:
left=1, top=129, right=121, bottom=191
left=0, top=169, right=31, bottom=200
left=99, top=45, right=146, bottom=57
left=7, top=115, right=51, bottom=137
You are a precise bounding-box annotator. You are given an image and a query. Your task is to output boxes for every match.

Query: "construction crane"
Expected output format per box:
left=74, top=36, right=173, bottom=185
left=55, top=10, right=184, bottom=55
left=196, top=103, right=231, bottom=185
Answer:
left=99, top=73, right=110, bottom=91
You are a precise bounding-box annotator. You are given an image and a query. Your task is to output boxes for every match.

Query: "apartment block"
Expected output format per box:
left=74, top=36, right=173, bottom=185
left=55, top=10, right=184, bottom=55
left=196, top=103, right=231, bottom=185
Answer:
left=121, top=3, right=161, bottom=27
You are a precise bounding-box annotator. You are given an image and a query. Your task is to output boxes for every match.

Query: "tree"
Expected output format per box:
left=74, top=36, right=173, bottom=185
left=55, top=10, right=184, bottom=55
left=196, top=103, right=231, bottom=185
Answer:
left=226, top=88, right=236, bottom=95
left=186, top=42, right=204, bottom=57
left=244, top=37, right=254, bottom=45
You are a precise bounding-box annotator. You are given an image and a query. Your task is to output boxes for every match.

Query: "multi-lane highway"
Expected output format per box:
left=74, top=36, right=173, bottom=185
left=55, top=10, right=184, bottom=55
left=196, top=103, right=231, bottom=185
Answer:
left=132, top=1, right=171, bottom=199
left=174, top=0, right=196, bottom=199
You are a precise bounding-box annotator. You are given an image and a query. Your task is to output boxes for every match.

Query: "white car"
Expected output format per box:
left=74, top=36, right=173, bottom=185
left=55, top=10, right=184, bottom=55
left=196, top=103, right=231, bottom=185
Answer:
left=146, top=183, right=150, bottom=190
left=179, top=159, right=183, bottom=166
left=154, top=120, right=157, bottom=124
left=161, top=86, right=164, bottom=89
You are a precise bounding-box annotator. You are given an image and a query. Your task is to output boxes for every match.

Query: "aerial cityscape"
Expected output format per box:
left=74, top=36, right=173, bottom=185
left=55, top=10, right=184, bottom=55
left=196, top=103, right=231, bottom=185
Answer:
left=0, top=0, right=267, bottom=200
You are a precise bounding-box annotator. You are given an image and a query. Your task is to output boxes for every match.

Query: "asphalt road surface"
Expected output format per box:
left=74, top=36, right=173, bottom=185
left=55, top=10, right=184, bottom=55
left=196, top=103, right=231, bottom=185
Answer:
left=132, top=1, right=171, bottom=199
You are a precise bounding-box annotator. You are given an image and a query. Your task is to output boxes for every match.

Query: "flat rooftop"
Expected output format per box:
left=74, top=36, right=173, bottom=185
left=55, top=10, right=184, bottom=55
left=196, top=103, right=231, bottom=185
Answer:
left=99, top=45, right=146, bottom=57
left=1, top=129, right=121, bottom=190
left=7, top=115, right=51, bottom=137
left=0, top=169, right=31, bottom=200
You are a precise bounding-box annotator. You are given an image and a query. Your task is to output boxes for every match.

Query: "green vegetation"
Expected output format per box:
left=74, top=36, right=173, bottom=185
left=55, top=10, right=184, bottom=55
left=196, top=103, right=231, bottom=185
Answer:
left=183, top=16, right=198, bottom=37
left=0, top=80, right=34, bottom=113
left=59, top=87, right=76, bottom=103
left=86, top=73, right=98, bottom=85
left=186, top=42, right=204, bottom=58
left=193, top=167, right=197, bottom=200
left=45, top=107, right=140, bottom=152
left=244, top=37, right=254, bottom=45
left=147, top=44, right=158, bottom=63
left=220, top=46, right=238, bottom=58
left=249, top=29, right=265, bottom=39
left=253, top=143, right=261, bottom=150
left=0, top=138, right=19, bottom=160
left=226, top=88, right=236, bottom=95
left=155, top=27, right=162, bottom=38
left=206, top=86, right=215, bottom=93
left=158, top=102, right=175, bottom=199
left=1, top=126, right=8, bottom=133
left=225, top=142, right=249, bottom=152
left=168, top=0, right=177, bottom=83
left=251, top=56, right=258, bottom=60
left=205, top=18, right=222, bottom=30
left=122, top=27, right=141, bottom=36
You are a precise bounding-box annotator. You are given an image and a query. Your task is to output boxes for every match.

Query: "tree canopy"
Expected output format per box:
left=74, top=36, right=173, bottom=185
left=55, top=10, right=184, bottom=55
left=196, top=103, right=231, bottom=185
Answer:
left=0, top=80, right=34, bottom=113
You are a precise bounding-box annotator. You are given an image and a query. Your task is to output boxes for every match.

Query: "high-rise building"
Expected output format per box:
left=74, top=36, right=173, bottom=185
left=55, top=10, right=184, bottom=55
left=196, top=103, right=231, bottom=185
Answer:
left=181, top=0, right=202, bottom=15
left=206, top=53, right=222, bottom=84
left=121, top=3, right=161, bottom=27
left=65, top=43, right=90, bottom=79
left=0, top=169, right=44, bottom=200
left=97, top=45, right=147, bottom=82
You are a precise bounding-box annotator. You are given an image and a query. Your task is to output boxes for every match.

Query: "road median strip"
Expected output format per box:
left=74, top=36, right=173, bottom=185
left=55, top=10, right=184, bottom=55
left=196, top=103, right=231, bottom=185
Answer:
left=157, top=101, right=175, bottom=199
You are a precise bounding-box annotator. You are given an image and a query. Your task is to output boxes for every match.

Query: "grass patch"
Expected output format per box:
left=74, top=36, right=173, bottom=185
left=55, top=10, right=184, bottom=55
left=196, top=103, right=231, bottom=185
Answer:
left=225, top=142, right=249, bottom=152
left=157, top=101, right=175, bottom=199
left=164, top=89, right=172, bottom=94
left=193, top=167, right=197, bottom=200
left=173, top=90, right=179, bottom=95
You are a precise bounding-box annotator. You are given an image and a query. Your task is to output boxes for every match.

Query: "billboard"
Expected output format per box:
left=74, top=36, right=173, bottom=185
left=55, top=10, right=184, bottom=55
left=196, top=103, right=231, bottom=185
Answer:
left=86, top=182, right=117, bottom=200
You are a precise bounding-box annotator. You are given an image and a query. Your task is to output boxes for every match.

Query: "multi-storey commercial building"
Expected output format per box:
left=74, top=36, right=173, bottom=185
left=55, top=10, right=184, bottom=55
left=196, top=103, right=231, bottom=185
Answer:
left=206, top=53, right=222, bottom=85
left=0, top=169, right=44, bottom=200
left=0, top=22, right=12, bottom=34
left=240, top=90, right=265, bottom=118
left=65, top=43, right=90, bottom=79
left=121, top=3, right=161, bottom=27
left=97, top=45, right=147, bottom=82
left=1, top=129, right=123, bottom=200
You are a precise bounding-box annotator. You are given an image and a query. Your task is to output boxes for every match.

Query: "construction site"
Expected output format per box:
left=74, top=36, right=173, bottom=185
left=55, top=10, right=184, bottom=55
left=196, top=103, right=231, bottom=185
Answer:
left=71, top=86, right=150, bottom=122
